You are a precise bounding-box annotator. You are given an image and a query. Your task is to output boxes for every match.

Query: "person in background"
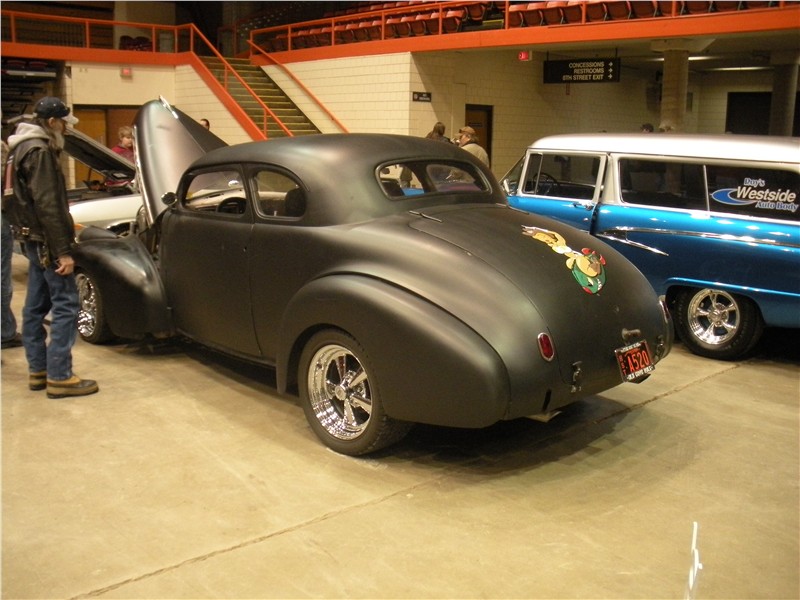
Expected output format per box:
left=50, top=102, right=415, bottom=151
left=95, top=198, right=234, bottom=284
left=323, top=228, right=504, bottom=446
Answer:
left=200, top=118, right=210, bottom=130
left=640, top=122, right=655, bottom=133
left=110, top=125, right=134, bottom=161
left=6, top=97, right=98, bottom=398
left=456, top=126, right=489, bottom=166
left=425, top=121, right=451, bottom=143
left=1, top=138, right=22, bottom=349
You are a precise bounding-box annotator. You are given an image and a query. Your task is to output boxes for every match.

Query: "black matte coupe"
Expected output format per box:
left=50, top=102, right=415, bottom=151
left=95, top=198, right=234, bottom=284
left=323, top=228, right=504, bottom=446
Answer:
left=74, top=98, right=672, bottom=455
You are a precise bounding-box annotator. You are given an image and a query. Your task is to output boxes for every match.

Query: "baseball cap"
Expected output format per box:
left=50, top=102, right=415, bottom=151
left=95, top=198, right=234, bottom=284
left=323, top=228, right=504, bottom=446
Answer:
left=459, top=126, right=476, bottom=136
left=34, top=97, right=79, bottom=125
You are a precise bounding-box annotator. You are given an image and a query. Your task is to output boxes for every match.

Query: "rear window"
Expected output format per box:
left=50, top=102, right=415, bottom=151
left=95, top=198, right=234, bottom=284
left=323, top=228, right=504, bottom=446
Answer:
left=377, top=160, right=490, bottom=199
left=619, top=158, right=800, bottom=221
left=706, top=164, right=799, bottom=222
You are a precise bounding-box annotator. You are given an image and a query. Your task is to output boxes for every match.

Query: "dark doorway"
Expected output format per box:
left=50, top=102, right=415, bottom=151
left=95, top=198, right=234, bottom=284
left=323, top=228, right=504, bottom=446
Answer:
left=465, top=104, right=493, bottom=166
left=726, top=92, right=800, bottom=135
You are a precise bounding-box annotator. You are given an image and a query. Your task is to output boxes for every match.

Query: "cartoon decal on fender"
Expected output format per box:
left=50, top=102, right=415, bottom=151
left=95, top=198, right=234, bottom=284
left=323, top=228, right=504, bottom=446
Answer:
left=522, top=226, right=606, bottom=294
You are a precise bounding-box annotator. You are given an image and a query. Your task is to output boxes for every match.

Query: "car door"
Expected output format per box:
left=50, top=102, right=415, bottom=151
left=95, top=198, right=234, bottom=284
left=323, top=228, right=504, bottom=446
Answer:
left=159, top=165, right=261, bottom=357
left=504, top=151, right=606, bottom=231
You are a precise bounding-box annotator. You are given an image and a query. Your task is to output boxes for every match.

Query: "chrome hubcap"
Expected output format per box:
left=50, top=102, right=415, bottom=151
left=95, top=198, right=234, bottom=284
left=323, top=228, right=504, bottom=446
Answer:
left=687, top=289, right=738, bottom=346
left=75, top=273, right=97, bottom=338
left=307, top=344, right=372, bottom=441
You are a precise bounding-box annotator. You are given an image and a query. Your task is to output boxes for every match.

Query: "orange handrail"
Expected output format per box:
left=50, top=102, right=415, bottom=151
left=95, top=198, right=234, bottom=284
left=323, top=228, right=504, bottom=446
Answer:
left=0, top=9, right=295, bottom=138
left=183, top=24, right=294, bottom=138
left=247, top=40, right=348, bottom=134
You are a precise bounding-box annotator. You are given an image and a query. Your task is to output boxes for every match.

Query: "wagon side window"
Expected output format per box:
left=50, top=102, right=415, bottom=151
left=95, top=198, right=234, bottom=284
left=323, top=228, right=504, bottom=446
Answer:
left=706, top=164, right=799, bottom=222
left=522, top=153, right=602, bottom=201
left=619, top=159, right=707, bottom=210
left=252, top=169, right=305, bottom=218
left=183, top=168, right=247, bottom=215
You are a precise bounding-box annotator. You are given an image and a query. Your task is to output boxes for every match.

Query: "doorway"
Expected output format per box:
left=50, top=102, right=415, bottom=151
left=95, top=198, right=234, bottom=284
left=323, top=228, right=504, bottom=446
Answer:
left=725, top=92, right=800, bottom=136
left=464, top=104, right=493, bottom=166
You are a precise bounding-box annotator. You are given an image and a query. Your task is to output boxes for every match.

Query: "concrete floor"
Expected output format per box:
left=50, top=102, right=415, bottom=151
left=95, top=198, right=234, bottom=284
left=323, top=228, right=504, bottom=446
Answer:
left=2, top=253, right=798, bottom=600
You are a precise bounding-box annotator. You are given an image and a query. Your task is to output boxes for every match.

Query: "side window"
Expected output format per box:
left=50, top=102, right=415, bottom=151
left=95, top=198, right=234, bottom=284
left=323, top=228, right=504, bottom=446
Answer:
left=253, top=169, right=305, bottom=218
left=706, top=164, right=799, bottom=222
left=522, top=153, right=601, bottom=200
left=619, top=159, right=707, bottom=210
left=183, top=168, right=247, bottom=215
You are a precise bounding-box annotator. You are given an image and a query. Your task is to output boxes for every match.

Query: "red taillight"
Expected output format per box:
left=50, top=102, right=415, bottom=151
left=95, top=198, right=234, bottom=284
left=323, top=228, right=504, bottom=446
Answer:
left=538, top=333, right=555, bottom=361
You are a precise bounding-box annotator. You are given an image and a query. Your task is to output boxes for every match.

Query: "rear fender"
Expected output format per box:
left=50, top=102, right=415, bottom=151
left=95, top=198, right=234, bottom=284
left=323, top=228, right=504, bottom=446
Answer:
left=73, top=231, right=172, bottom=338
left=277, top=275, right=510, bottom=428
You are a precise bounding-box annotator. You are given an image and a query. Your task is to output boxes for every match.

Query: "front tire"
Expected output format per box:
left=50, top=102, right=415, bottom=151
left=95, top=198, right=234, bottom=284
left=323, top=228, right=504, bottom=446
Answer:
left=299, top=329, right=411, bottom=455
left=76, top=270, right=114, bottom=344
left=674, top=288, right=763, bottom=360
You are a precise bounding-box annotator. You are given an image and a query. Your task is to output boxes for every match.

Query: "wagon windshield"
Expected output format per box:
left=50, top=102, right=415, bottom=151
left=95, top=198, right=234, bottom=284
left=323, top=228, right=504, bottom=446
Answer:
left=377, top=160, right=491, bottom=199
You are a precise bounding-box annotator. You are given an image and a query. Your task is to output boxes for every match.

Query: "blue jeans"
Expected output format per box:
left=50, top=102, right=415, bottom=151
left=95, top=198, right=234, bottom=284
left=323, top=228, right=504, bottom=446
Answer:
left=22, top=241, right=78, bottom=381
left=1, top=215, right=18, bottom=342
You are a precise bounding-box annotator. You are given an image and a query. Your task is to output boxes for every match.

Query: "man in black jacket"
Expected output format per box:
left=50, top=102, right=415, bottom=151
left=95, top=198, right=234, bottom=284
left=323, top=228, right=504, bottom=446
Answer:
left=7, top=97, right=98, bottom=398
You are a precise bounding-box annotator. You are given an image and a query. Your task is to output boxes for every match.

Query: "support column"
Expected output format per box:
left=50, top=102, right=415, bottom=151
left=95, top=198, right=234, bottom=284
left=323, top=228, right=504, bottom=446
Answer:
left=651, top=38, right=712, bottom=132
left=660, top=48, right=690, bottom=132
left=769, top=51, right=800, bottom=136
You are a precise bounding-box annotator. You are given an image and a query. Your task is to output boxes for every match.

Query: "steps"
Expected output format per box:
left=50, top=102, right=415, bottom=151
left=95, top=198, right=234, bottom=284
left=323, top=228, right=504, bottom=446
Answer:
left=202, top=57, right=320, bottom=138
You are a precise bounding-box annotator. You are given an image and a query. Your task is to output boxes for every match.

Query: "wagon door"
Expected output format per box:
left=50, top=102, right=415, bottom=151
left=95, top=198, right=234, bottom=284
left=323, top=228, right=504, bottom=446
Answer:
left=504, top=151, right=606, bottom=231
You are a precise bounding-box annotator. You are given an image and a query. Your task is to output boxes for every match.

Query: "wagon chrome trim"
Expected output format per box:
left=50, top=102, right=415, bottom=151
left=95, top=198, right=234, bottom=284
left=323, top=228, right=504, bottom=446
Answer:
left=597, top=226, right=800, bottom=254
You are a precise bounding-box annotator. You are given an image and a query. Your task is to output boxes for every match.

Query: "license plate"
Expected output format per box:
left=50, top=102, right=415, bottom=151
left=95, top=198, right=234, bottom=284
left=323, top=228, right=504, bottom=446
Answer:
left=615, top=340, right=654, bottom=383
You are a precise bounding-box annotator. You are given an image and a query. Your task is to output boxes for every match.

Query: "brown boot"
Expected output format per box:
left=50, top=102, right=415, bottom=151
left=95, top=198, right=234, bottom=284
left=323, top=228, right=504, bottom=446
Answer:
left=29, top=371, right=47, bottom=391
left=46, top=375, right=99, bottom=399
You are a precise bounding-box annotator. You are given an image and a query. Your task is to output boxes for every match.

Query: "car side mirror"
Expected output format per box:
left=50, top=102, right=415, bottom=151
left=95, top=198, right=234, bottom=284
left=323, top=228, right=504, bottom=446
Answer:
left=161, top=191, right=177, bottom=206
left=502, top=179, right=517, bottom=195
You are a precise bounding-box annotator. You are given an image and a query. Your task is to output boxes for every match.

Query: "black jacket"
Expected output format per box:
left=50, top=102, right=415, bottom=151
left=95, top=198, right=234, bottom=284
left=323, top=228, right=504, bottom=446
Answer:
left=7, top=123, right=75, bottom=259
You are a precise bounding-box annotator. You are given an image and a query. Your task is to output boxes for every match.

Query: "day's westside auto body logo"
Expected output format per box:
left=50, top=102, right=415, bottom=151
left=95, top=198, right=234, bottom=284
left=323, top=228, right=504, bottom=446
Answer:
left=522, top=226, right=606, bottom=294
left=711, top=177, right=798, bottom=215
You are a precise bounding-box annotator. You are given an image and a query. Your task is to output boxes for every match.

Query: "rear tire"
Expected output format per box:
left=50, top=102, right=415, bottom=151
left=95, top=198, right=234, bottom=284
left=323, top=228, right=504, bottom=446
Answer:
left=76, top=270, right=115, bottom=344
left=674, top=288, right=763, bottom=360
left=299, top=329, right=411, bottom=455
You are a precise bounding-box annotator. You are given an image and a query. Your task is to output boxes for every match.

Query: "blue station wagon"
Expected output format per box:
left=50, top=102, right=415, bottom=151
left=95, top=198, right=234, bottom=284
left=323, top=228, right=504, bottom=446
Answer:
left=502, top=133, right=800, bottom=360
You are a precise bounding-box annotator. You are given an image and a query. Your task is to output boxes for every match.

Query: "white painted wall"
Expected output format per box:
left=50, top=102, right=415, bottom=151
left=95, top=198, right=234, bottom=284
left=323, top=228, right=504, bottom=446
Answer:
left=70, top=63, right=175, bottom=106
left=62, top=52, right=791, bottom=178
left=266, top=50, right=661, bottom=176
left=64, top=63, right=250, bottom=146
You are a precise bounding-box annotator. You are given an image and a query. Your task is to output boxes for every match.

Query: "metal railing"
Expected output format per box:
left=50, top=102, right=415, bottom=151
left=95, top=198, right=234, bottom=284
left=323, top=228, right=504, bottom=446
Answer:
left=1, top=10, right=296, bottom=139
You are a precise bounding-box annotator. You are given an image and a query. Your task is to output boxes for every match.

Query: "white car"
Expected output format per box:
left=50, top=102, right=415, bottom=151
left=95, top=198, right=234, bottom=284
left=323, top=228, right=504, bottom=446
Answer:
left=64, top=126, right=141, bottom=234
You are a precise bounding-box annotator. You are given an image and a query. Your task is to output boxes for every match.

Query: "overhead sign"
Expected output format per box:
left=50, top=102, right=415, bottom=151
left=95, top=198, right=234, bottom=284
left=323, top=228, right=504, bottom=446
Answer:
left=544, top=58, right=620, bottom=84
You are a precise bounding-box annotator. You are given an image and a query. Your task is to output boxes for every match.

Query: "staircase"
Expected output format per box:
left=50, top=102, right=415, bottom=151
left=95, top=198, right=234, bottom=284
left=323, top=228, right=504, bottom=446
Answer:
left=202, top=57, right=320, bottom=138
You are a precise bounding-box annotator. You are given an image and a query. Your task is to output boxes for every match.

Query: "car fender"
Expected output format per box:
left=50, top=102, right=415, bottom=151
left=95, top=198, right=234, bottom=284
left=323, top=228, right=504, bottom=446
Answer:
left=73, top=229, right=172, bottom=339
left=278, top=274, right=511, bottom=428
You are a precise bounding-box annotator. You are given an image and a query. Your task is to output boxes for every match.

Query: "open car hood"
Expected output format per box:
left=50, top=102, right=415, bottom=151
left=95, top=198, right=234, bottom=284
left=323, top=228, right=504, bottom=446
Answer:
left=64, top=127, right=136, bottom=184
left=135, top=97, right=228, bottom=224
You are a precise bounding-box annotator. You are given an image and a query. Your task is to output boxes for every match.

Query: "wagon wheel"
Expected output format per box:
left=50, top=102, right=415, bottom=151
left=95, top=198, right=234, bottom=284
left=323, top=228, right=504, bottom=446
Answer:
left=299, top=329, right=412, bottom=455
left=674, top=288, right=763, bottom=360
left=76, top=270, right=115, bottom=344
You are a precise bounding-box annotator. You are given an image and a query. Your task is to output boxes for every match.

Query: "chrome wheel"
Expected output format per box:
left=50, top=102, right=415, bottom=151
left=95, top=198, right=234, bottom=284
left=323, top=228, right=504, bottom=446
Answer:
left=299, top=330, right=411, bottom=455
left=307, top=343, right=372, bottom=441
left=686, top=288, right=739, bottom=346
left=75, top=271, right=113, bottom=344
left=675, top=288, right=762, bottom=360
